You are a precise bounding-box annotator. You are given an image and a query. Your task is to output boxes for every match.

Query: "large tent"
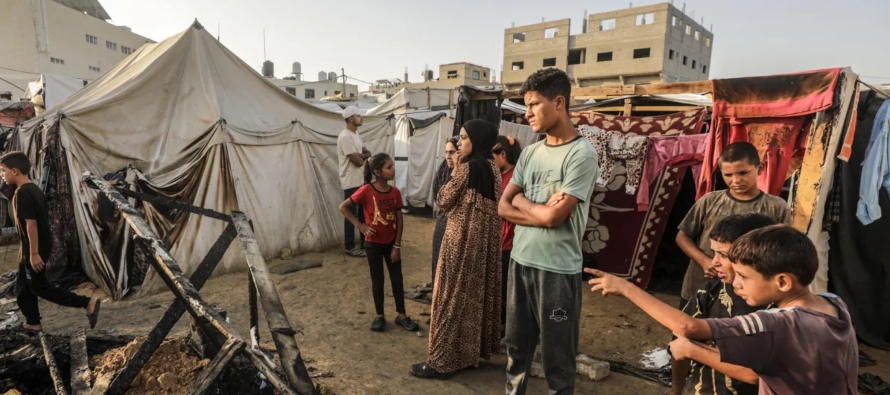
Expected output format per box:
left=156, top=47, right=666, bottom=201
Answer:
left=17, top=22, right=404, bottom=298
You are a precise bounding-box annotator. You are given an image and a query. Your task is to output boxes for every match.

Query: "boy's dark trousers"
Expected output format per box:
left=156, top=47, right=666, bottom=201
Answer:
left=505, top=260, right=582, bottom=395
left=365, top=242, right=406, bottom=315
left=17, top=259, right=90, bottom=326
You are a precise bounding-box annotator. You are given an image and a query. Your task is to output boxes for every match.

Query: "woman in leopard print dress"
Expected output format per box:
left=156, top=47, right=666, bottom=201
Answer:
left=410, top=120, right=503, bottom=379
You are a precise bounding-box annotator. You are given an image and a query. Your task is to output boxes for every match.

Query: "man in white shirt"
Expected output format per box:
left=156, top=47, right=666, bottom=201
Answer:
left=338, top=106, right=371, bottom=257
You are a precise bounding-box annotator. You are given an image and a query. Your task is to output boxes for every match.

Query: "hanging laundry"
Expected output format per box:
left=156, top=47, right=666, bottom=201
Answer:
left=578, top=125, right=648, bottom=195
left=637, top=134, right=708, bottom=211
left=856, top=99, right=890, bottom=225
left=699, top=68, right=842, bottom=199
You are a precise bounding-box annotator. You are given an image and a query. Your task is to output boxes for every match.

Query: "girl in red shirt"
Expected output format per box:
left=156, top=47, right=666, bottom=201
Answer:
left=492, top=135, right=522, bottom=330
left=339, top=153, right=419, bottom=332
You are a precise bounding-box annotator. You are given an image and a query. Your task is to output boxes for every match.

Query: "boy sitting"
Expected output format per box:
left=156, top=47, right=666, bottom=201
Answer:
left=672, top=213, right=776, bottom=395
left=586, top=225, right=858, bottom=395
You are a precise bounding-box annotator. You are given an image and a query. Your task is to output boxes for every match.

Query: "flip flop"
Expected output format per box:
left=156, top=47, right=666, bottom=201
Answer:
left=87, top=298, right=101, bottom=329
left=345, top=248, right=366, bottom=258
left=11, top=323, right=40, bottom=335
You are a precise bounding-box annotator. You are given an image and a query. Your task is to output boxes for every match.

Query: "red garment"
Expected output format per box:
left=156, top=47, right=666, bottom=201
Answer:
left=501, top=167, right=516, bottom=251
left=350, top=184, right=403, bottom=244
left=637, top=134, right=707, bottom=211
left=698, top=68, right=841, bottom=199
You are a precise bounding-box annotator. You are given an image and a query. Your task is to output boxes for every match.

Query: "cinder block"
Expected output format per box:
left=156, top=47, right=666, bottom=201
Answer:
left=575, top=354, right=610, bottom=381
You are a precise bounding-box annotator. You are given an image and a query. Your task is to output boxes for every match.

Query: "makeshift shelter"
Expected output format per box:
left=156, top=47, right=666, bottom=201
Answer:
left=393, top=109, right=454, bottom=209
left=15, top=22, right=403, bottom=298
left=24, top=73, right=91, bottom=112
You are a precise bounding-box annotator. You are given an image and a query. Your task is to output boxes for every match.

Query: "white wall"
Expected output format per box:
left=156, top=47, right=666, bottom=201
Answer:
left=268, top=78, right=359, bottom=100
left=0, top=0, right=152, bottom=97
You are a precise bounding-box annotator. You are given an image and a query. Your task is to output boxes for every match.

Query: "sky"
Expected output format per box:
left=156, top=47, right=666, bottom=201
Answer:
left=100, top=0, right=890, bottom=91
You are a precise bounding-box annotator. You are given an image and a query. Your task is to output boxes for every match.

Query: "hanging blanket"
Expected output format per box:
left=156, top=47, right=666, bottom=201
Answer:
left=698, top=68, right=841, bottom=199
left=580, top=126, right=648, bottom=194
left=572, top=109, right=706, bottom=287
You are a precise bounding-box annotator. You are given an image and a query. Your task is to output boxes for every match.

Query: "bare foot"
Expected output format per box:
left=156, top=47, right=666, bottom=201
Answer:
left=85, top=297, right=98, bottom=315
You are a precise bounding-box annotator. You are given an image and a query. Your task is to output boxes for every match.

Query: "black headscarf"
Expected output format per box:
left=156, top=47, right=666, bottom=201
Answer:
left=462, top=120, right=499, bottom=201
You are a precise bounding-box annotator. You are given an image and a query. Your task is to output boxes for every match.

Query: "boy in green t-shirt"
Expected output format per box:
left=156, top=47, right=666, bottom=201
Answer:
left=498, top=68, right=599, bottom=395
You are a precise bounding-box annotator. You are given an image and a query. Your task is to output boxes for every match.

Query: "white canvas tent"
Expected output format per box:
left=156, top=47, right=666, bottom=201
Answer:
left=25, top=74, right=91, bottom=110
left=392, top=109, right=454, bottom=208
left=18, top=22, right=404, bottom=298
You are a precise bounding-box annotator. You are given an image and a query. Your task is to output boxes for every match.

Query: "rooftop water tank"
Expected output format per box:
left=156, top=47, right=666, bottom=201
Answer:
left=262, top=60, right=274, bottom=78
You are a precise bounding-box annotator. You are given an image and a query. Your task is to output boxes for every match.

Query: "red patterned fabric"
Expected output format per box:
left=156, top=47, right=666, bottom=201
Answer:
left=572, top=109, right=706, bottom=287
left=698, top=68, right=841, bottom=199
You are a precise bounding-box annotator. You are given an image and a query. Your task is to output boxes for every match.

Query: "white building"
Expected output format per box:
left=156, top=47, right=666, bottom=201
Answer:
left=0, top=0, right=153, bottom=96
left=268, top=78, right=359, bottom=101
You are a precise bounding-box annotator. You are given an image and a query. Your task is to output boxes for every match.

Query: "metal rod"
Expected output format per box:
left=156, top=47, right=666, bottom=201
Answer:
left=39, top=332, right=68, bottom=395
left=232, top=211, right=317, bottom=395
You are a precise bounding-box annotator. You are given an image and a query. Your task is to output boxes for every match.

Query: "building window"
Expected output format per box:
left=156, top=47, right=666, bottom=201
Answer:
left=472, top=70, right=481, bottom=79
left=669, top=49, right=675, bottom=60
left=692, top=60, right=697, bottom=69
left=86, top=34, right=98, bottom=45
left=705, top=37, right=711, bottom=47
left=286, top=87, right=296, bottom=96
left=600, top=19, right=616, bottom=31
left=672, top=15, right=679, bottom=26
left=695, top=30, right=701, bottom=41
left=106, top=41, right=117, bottom=51
left=685, top=25, right=692, bottom=35
left=447, top=70, right=458, bottom=79
left=636, top=13, right=655, bottom=26
left=682, top=56, right=688, bottom=65
left=596, top=52, right=613, bottom=62
left=350, top=93, right=355, bottom=98
left=633, top=48, right=651, bottom=59
left=543, top=58, right=557, bottom=67
left=335, top=90, right=342, bottom=95
left=305, top=89, right=315, bottom=99
left=512, top=33, right=526, bottom=43
left=121, top=46, right=133, bottom=55
left=511, top=61, right=524, bottom=71
left=89, top=65, right=101, bottom=72
left=483, top=72, right=487, bottom=78
left=568, top=49, right=586, bottom=65
left=702, top=65, right=708, bottom=74
left=50, top=57, right=65, bottom=65
left=544, top=27, right=558, bottom=39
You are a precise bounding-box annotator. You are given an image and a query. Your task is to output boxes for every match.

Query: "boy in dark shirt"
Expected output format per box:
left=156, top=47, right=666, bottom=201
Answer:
left=586, top=225, right=858, bottom=395
left=672, top=213, right=776, bottom=395
left=1, top=152, right=100, bottom=333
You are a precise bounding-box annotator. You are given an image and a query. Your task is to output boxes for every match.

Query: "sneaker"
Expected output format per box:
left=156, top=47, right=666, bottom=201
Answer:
left=370, top=317, right=386, bottom=332
left=345, top=248, right=366, bottom=258
left=395, top=316, right=420, bottom=332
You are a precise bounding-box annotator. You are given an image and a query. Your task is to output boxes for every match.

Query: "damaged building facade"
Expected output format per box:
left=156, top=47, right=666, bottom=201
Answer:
left=502, top=2, right=713, bottom=90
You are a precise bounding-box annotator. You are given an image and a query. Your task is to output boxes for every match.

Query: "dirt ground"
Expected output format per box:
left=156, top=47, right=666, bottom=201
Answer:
left=1, top=214, right=888, bottom=394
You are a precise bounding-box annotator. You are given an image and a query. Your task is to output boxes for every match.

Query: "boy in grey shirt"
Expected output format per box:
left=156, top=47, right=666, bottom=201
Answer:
left=498, top=68, right=599, bottom=395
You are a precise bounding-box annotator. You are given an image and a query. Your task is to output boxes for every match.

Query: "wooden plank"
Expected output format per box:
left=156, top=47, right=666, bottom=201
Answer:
left=232, top=211, right=317, bottom=395
left=39, top=332, right=68, bottom=395
left=623, top=99, right=633, bottom=116
left=189, top=338, right=245, bottom=395
left=107, top=223, right=238, bottom=394
left=70, top=330, right=91, bottom=395
left=573, top=105, right=703, bottom=114
left=572, top=80, right=712, bottom=98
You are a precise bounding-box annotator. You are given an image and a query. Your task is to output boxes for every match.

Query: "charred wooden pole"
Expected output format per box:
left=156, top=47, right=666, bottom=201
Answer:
left=189, top=337, right=246, bottom=395
left=38, top=332, right=68, bottom=395
left=82, top=173, right=302, bottom=395
left=233, top=211, right=317, bottom=395
left=107, top=223, right=237, bottom=394
left=70, top=330, right=91, bottom=395
left=249, top=272, right=260, bottom=348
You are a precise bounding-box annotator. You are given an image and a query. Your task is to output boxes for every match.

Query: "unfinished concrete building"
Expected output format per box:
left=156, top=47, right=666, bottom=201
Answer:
left=502, top=2, right=712, bottom=90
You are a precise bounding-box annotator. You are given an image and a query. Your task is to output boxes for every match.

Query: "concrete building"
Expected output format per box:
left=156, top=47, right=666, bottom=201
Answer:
left=0, top=0, right=153, bottom=96
left=268, top=77, right=359, bottom=101
left=370, top=62, right=495, bottom=95
left=502, top=2, right=712, bottom=90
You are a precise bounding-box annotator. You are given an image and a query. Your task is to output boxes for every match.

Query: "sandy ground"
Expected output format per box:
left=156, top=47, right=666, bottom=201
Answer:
left=1, top=214, right=887, bottom=394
